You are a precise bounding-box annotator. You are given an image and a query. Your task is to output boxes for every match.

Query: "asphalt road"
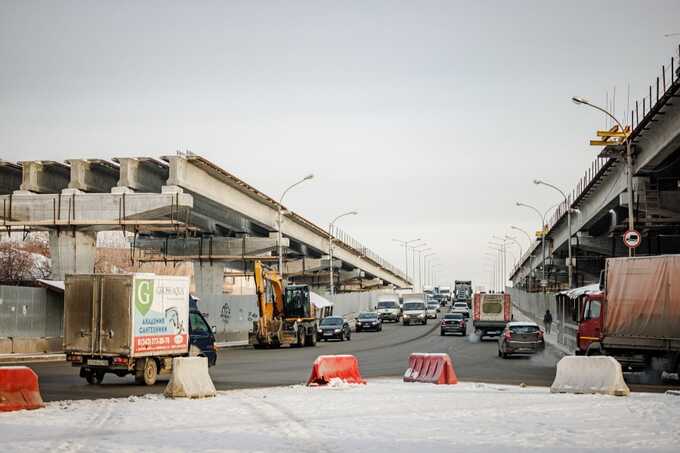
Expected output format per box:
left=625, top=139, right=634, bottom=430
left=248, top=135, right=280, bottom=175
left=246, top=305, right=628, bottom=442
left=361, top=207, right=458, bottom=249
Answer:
left=31, top=312, right=564, bottom=402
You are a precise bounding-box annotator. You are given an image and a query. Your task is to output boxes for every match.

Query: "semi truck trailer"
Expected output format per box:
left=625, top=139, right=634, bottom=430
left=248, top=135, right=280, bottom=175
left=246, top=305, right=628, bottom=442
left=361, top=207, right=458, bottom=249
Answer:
left=577, top=255, right=680, bottom=376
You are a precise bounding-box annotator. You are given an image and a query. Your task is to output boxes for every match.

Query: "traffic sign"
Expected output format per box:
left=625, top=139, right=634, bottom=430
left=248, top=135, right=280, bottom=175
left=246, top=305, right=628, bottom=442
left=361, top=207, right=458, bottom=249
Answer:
left=623, top=229, right=641, bottom=249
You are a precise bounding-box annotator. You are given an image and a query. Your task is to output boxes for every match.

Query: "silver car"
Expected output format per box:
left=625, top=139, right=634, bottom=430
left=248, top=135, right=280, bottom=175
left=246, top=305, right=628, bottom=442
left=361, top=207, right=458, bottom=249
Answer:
left=402, top=301, right=427, bottom=326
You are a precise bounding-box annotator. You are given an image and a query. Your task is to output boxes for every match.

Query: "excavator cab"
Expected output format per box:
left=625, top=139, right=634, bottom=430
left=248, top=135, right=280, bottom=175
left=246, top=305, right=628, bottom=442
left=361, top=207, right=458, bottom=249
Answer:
left=284, top=285, right=312, bottom=319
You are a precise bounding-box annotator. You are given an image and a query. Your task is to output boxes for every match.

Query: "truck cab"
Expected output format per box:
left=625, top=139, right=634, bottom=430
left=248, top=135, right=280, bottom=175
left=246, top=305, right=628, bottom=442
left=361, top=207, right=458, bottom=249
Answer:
left=189, top=296, right=217, bottom=366
left=576, top=291, right=604, bottom=354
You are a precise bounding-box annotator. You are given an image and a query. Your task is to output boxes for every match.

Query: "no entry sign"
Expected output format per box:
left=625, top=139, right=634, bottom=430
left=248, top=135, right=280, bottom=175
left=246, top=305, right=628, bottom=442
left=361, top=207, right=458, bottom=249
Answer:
left=623, top=229, right=641, bottom=249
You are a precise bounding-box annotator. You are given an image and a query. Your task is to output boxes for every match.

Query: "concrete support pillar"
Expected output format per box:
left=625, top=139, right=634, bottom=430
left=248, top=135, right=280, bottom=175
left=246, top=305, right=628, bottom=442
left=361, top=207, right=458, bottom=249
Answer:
left=67, top=159, right=119, bottom=193
left=114, top=157, right=168, bottom=193
left=193, top=263, right=224, bottom=298
left=48, top=230, right=97, bottom=280
left=0, top=161, right=22, bottom=194
left=19, top=161, right=70, bottom=193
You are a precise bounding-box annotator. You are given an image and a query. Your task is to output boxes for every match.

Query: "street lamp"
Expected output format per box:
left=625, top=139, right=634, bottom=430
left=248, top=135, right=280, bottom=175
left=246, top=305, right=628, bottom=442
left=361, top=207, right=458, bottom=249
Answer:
left=413, top=246, right=431, bottom=292
left=423, top=252, right=435, bottom=288
left=393, top=238, right=421, bottom=286
left=278, top=174, right=314, bottom=277
left=572, top=96, right=634, bottom=257
left=328, top=210, right=358, bottom=295
left=516, top=201, right=547, bottom=284
left=510, top=225, right=533, bottom=247
left=534, top=179, right=573, bottom=288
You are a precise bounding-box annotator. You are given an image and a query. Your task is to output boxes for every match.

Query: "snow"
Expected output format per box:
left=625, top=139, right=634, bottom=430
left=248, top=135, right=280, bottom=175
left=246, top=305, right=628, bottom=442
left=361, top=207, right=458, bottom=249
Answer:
left=1, top=379, right=679, bottom=452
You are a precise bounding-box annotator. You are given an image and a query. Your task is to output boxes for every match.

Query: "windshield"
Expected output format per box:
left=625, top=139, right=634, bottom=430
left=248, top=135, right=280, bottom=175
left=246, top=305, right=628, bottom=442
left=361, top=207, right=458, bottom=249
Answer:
left=454, top=303, right=467, bottom=308
left=358, top=312, right=378, bottom=319
left=377, top=301, right=397, bottom=309
left=445, top=313, right=463, bottom=320
left=403, top=302, right=425, bottom=311
left=320, top=317, right=343, bottom=326
left=510, top=325, right=540, bottom=334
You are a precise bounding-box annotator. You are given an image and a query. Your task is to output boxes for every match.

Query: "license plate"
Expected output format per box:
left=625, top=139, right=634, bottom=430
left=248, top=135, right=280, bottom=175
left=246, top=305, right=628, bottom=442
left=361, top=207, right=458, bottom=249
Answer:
left=323, top=332, right=333, bottom=336
left=87, top=359, right=108, bottom=366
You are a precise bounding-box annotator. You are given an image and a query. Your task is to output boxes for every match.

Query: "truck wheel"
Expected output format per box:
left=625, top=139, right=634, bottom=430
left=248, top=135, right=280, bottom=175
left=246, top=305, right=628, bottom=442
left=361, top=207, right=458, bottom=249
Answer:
left=141, top=358, right=158, bottom=386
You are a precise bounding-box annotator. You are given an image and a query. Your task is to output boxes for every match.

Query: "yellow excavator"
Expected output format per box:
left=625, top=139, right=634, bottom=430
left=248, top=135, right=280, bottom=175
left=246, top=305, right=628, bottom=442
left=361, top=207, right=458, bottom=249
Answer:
left=249, top=260, right=319, bottom=348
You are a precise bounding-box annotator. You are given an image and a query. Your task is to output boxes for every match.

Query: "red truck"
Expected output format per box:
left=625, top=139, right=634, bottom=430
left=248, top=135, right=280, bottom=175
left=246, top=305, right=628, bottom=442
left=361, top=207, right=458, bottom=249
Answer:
left=472, top=292, right=512, bottom=338
left=577, top=255, right=680, bottom=375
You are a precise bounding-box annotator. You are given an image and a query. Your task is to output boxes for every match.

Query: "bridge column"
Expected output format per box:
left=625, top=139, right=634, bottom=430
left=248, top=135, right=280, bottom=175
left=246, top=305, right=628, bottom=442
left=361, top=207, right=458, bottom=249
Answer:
left=48, top=230, right=96, bottom=280
left=193, top=264, right=224, bottom=299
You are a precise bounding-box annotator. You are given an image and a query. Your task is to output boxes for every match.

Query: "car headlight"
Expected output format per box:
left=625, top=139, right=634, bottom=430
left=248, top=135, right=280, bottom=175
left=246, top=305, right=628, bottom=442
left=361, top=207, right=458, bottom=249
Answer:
left=403, top=314, right=410, bottom=318
left=372, top=321, right=378, bottom=325
left=418, top=314, right=425, bottom=318
left=334, top=329, right=341, bottom=333
left=317, top=329, right=322, bottom=334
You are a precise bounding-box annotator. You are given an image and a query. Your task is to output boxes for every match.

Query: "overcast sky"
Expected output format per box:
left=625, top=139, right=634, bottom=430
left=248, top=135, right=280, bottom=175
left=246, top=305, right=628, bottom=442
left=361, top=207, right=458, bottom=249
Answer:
left=1, top=1, right=679, bottom=289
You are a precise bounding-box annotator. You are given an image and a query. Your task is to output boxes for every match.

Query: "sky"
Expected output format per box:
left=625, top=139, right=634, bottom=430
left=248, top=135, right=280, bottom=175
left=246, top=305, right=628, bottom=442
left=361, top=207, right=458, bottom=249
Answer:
left=1, top=1, right=679, bottom=289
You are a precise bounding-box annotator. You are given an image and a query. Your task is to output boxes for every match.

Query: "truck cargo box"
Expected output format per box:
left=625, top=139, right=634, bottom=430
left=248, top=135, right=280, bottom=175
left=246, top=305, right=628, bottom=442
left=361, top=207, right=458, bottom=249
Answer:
left=64, top=274, right=191, bottom=358
left=605, top=256, right=680, bottom=341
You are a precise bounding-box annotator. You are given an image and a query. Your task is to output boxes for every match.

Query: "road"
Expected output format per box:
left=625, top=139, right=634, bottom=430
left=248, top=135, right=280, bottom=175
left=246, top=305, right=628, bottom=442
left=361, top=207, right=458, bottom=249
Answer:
left=31, top=312, right=562, bottom=402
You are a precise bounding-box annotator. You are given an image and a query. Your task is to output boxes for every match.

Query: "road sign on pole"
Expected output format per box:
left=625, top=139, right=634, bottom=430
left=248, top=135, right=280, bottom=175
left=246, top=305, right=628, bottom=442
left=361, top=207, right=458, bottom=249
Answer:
left=623, top=229, right=641, bottom=249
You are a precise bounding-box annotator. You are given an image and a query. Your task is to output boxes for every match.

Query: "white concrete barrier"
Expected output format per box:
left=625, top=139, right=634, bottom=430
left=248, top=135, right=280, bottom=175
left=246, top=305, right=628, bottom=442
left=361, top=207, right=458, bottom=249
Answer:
left=164, top=357, right=216, bottom=399
left=550, top=356, right=630, bottom=396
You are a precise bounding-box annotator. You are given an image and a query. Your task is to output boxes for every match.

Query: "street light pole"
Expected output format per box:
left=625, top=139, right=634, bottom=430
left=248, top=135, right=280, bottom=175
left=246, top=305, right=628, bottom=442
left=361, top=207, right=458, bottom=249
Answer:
left=328, top=210, right=358, bottom=296
left=516, top=201, right=547, bottom=286
left=415, top=247, right=431, bottom=291
left=393, top=238, right=421, bottom=286
left=534, top=179, right=573, bottom=288
left=573, top=96, right=634, bottom=257
left=423, top=253, right=435, bottom=289
left=278, top=174, right=314, bottom=278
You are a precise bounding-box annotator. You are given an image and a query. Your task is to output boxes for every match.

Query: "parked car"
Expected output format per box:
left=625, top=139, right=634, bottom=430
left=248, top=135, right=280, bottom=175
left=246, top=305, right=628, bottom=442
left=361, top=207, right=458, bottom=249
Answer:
left=355, top=312, right=383, bottom=332
left=426, top=301, right=439, bottom=318
left=452, top=302, right=470, bottom=319
left=375, top=300, right=401, bottom=322
left=440, top=312, right=467, bottom=336
left=402, top=301, right=428, bottom=325
left=317, top=316, right=352, bottom=341
left=498, top=322, right=545, bottom=358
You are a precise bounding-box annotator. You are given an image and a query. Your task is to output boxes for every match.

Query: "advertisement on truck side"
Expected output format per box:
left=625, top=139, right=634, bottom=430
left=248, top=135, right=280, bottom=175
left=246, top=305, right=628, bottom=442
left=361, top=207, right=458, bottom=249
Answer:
left=132, top=275, right=190, bottom=354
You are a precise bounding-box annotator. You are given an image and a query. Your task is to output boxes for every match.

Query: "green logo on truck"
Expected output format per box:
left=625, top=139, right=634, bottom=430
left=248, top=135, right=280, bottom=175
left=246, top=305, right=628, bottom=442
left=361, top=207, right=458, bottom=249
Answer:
left=135, top=279, right=155, bottom=315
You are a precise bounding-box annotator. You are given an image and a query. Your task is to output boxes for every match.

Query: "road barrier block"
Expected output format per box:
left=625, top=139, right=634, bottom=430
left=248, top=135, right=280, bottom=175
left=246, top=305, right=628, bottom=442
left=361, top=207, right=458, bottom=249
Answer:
left=164, top=357, right=216, bottom=399
left=307, top=355, right=366, bottom=385
left=403, top=353, right=458, bottom=385
left=0, top=366, right=44, bottom=412
left=550, top=356, right=630, bottom=396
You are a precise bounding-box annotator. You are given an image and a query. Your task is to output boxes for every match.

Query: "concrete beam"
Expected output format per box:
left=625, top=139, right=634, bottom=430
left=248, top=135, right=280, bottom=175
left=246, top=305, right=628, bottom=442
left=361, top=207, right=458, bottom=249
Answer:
left=0, top=161, right=22, bottom=194
left=0, top=192, right=193, bottom=230
left=136, top=236, right=287, bottom=258
left=113, top=157, right=169, bottom=193
left=18, top=161, right=70, bottom=193
left=283, top=257, right=341, bottom=275
left=67, top=159, right=119, bottom=193
left=162, top=155, right=410, bottom=287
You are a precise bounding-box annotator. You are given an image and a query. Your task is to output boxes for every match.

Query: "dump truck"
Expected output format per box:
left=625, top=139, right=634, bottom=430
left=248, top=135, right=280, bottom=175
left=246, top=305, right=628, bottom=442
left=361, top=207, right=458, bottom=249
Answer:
left=454, top=280, right=473, bottom=305
left=472, top=292, right=511, bottom=338
left=249, top=261, right=318, bottom=348
left=64, top=273, right=216, bottom=386
left=577, top=255, right=680, bottom=375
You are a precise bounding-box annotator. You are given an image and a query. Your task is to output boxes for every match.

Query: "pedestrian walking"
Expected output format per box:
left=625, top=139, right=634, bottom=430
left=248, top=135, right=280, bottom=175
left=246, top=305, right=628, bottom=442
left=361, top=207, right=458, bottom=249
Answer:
left=543, top=309, right=553, bottom=334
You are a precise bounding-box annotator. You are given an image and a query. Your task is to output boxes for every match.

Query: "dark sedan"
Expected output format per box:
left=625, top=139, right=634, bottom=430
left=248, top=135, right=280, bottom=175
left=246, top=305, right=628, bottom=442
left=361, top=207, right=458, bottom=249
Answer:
left=498, top=322, right=545, bottom=358
left=317, top=316, right=352, bottom=341
left=440, top=313, right=467, bottom=336
left=355, top=312, right=383, bottom=332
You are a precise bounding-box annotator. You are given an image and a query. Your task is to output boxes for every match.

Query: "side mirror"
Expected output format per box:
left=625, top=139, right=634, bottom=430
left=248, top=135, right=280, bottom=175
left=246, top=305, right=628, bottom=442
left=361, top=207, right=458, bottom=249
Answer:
left=211, top=325, right=217, bottom=334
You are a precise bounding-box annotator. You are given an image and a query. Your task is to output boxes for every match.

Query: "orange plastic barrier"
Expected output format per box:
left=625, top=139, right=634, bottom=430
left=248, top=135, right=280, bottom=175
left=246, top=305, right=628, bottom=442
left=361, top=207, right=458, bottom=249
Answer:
left=0, top=366, right=44, bottom=412
left=307, top=355, right=366, bottom=385
left=403, top=353, right=458, bottom=385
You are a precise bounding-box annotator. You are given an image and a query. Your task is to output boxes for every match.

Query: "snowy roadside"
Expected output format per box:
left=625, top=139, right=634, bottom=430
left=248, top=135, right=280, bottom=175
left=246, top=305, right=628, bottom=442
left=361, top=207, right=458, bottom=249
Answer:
left=1, top=379, right=679, bottom=452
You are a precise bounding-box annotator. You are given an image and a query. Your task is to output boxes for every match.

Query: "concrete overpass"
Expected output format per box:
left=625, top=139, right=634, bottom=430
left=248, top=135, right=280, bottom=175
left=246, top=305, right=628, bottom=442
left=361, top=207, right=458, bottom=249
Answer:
left=0, top=154, right=411, bottom=293
left=510, top=52, right=680, bottom=290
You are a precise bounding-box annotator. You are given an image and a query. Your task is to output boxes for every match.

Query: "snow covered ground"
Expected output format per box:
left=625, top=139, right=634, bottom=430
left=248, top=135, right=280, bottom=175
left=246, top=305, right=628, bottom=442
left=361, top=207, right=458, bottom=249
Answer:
left=1, top=379, right=679, bottom=452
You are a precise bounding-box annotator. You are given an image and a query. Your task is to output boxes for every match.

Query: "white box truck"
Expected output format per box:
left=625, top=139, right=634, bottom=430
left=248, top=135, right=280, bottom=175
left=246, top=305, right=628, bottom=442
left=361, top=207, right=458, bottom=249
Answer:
left=64, top=273, right=216, bottom=385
